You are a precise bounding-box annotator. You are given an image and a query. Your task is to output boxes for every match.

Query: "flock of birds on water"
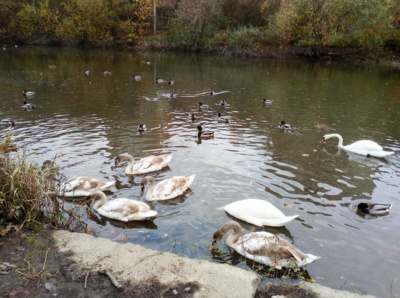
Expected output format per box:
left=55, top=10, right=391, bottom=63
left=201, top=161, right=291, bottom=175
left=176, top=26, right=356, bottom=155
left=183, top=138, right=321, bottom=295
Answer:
left=0, top=66, right=396, bottom=271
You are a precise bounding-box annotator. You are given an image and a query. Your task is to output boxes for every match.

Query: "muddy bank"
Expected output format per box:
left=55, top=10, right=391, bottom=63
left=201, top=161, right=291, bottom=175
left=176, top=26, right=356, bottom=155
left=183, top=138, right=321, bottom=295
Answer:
left=0, top=227, right=376, bottom=297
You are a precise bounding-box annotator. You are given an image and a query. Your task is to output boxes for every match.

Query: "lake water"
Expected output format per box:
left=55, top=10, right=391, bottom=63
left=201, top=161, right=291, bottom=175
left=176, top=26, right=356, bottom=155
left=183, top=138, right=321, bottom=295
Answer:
left=1, top=46, right=400, bottom=297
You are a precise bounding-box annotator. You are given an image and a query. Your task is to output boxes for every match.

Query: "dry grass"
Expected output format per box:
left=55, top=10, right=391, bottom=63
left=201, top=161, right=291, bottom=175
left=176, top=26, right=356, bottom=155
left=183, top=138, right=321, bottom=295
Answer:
left=0, top=132, right=60, bottom=226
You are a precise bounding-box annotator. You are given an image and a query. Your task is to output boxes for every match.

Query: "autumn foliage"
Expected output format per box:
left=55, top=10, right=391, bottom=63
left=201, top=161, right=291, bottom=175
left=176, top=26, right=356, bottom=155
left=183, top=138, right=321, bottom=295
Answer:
left=3, top=0, right=152, bottom=46
left=0, top=0, right=399, bottom=53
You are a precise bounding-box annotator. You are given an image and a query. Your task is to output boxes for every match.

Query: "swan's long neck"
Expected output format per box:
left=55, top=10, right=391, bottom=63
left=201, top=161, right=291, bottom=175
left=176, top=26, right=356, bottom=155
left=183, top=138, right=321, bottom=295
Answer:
left=145, top=178, right=156, bottom=201
left=124, top=155, right=135, bottom=174
left=93, top=192, right=108, bottom=210
left=221, top=222, right=244, bottom=247
left=326, top=133, right=344, bottom=148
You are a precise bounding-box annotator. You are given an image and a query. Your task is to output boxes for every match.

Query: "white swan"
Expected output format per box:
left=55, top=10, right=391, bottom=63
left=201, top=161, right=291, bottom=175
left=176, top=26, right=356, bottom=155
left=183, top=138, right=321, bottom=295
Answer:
left=141, top=175, right=195, bottom=201
left=60, top=176, right=115, bottom=197
left=322, top=133, right=394, bottom=158
left=224, top=199, right=299, bottom=227
left=88, top=191, right=157, bottom=222
left=210, top=221, right=320, bottom=269
left=115, top=153, right=173, bottom=175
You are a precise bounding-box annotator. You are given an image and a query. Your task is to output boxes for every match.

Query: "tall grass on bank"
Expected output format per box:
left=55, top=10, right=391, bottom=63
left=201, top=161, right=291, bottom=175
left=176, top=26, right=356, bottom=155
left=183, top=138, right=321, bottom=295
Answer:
left=0, top=132, right=87, bottom=232
left=0, top=132, right=59, bottom=226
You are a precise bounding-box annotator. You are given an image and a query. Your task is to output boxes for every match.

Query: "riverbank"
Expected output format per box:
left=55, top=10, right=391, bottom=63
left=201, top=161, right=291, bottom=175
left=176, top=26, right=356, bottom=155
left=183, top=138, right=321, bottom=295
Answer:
left=3, top=36, right=400, bottom=67
left=132, top=40, right=400, bottom=66
left=0, top=227, right=376, bottom=297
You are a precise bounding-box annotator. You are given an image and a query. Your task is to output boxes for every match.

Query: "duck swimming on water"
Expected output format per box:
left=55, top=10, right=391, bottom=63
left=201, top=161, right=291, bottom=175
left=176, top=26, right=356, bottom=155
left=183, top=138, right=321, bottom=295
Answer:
left=197, top=126, right=214, bottom=138
left=23, top=90, right=35, bottom=97
left=279, top=121, right=294, bottom=131
left=356, top=203, right=392, bottom=215
left=137, top=124, right=147, bottom=134
left=22, top=100, right=35, bottom=110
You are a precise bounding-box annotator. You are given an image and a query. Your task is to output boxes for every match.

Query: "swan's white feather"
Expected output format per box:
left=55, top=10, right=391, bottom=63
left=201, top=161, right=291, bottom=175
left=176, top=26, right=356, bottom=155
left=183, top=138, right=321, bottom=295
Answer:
left=116, top=154, right=172, bottom=175
left=96, top=198, right=157, bottom=221
left=324, top=134, right=394, bottom=158
left=213, top=222, right=320, bottom=269
left=144, top=175, right=195, bottom=201
left=61, top=176, right=115, bottom=197
left=224, top=199, right=298, bottom=227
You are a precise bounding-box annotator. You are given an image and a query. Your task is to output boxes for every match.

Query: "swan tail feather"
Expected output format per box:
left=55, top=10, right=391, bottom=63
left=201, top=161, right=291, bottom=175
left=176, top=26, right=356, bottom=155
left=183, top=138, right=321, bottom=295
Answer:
left=261, top=215, right=299, bottom=227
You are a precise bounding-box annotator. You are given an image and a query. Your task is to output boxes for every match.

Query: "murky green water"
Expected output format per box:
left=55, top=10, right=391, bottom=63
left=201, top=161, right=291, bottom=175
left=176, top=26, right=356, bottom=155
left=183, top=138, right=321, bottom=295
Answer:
left=1, top=46, right=400, bottom=296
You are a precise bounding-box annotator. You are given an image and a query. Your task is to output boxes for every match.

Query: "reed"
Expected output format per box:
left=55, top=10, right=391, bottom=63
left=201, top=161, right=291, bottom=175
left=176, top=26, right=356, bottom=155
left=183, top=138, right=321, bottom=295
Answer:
left=0, top=132, right=61, bottom=226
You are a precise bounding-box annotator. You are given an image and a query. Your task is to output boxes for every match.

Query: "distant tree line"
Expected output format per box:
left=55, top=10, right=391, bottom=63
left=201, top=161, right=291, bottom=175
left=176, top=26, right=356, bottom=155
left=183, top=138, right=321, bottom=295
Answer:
left=0, top=0, right=399, bottom=55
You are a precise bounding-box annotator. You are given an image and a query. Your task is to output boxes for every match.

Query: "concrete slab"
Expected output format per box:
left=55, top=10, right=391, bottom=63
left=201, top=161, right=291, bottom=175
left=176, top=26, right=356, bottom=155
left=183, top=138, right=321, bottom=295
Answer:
left=53, top=231, right=258, bottom=297
left=51, top=231, right=377, bottom=298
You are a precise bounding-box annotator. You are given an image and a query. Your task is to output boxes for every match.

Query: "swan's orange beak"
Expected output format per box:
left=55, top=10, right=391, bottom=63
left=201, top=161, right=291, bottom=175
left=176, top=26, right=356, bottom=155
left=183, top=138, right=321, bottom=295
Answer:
left=321, top=137, right=326, bottom=145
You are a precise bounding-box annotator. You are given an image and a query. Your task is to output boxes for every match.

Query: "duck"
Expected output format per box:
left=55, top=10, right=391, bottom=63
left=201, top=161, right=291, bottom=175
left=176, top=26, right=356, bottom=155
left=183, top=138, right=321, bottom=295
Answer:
left=223, top=199, right=299, bottom=227
left=102, top=70, right=112, bottom=76
left=144, top=96, right=159, bottom=101
left=189, top=113, right=196, bottom=121
left=262, top=99, right=273, bottom=105
left=321, top=133, right=394, bottom=158
left=197, top=126, right=214, bottom=138
left=210, top=90, right=214, bottom=95
left=85, top=70, right=91, bottom=75
left=199, top=102, right=209, bottom=109
left=133, top=75, right=142, bottom=81
left=141, top=175, right=196, bottom=201
left=209, top=221, right=320, bottom=269
left=137, top=124, right=147, bottom=133
left=314, top=122, right=329, bottom=130
left=168, top=78, right=175, bottom=86
left=59, top=176, right=115, bottom=197
left=114, top=153, right=173, bottom=175
left=356, top=203, right=392, bottom=215
left=23, top=90, right=35, bottom=97
left=22, top=100, right=35, bottom=110
left=217, top=113, right=229, bottom=123
left=87, top=191, right=157, bottom=222
left=0, top=118, right=15, bottom=127
left=48, top=64, right=57, bottom=70
left=279, top=121, right=294, bottom=131
left=155, top=78, right=165, bottom=84
left=219, top=100, right=227, bottom=106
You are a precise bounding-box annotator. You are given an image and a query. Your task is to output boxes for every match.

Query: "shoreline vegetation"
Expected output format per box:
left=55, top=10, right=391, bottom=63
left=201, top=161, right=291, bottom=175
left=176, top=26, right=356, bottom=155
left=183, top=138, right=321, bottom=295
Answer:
left=0, top=0, right=399, bottom=65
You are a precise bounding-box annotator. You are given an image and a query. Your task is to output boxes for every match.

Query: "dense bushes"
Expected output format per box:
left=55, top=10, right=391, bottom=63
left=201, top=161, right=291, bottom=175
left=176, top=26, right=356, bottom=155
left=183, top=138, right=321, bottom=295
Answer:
left=2, top=0, right=152, bottom=46
left=0, top=0, right=399, bottom=53
left=168, top=0, right=399, bottom=52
